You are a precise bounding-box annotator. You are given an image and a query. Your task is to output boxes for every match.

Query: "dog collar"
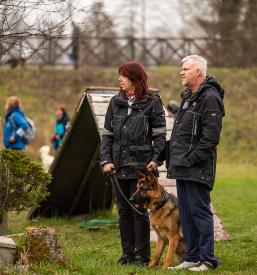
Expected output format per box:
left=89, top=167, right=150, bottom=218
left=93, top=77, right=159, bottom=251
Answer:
left=155, top=191, right=170, bottom=210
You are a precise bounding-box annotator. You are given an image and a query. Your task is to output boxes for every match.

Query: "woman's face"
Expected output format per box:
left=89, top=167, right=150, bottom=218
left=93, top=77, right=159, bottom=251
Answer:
left=118, top=74, right=135, bottom=92
left=56, top=107, right=63, bottom=117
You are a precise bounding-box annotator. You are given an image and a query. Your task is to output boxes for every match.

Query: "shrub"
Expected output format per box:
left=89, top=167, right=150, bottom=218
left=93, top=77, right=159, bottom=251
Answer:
left=0, top=149, right=51, bottom=217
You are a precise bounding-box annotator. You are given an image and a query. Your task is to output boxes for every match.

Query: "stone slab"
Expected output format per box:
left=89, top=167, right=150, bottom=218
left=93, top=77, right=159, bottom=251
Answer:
left=0, top=237, right=16, bottom=269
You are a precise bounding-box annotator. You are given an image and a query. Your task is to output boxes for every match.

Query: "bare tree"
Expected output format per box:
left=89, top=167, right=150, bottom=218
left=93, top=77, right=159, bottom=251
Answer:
left=0, top=0, right=96, bottom=65
left=79, top=1, right=119, bottom=66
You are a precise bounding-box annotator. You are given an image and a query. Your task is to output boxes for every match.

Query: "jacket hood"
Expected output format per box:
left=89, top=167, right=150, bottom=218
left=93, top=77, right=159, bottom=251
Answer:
left=5, top=107, right=25, bottom=119
left=204, top=76, right=225, bottom=99
left=57, top=112, right=70, bottom=125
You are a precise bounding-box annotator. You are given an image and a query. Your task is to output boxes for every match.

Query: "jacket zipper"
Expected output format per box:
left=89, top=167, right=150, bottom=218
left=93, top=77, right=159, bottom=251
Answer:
left=194, top=119, right=197, bottom=136
left=189, top=112, right=196, bottom=151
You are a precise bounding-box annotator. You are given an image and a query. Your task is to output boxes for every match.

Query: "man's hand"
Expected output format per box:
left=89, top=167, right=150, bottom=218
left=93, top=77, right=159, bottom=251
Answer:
left=103, top=163, right=115, bottom=173
left=9, top=136, right=15, bottom=143
left=146, top=161, right=158, bottom=171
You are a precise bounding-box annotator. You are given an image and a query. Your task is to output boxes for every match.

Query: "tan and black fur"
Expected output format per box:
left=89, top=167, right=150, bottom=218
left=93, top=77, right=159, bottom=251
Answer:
left=130, top=170, right=186, bottom=269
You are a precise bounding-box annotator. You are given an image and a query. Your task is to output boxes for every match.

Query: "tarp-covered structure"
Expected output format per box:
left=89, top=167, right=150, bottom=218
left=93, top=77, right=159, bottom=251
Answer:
left=30, top=88, right=119, bottom=218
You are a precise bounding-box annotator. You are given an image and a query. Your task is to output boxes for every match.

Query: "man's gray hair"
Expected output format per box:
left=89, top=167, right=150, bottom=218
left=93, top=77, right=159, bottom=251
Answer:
left=182, top=55, right=207, bottom=78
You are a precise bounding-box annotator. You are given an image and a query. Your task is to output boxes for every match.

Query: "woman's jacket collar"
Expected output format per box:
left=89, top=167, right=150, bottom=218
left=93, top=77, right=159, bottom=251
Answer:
left=113, top=91, right=151, bottom=110
left=5, top=107, right=24, bottom=119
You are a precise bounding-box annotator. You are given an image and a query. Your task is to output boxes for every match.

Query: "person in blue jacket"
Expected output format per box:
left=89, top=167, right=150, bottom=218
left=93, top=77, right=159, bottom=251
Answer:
left=3, top=96, right=29, bottom=150
left=51, top=106, right=70, bottom=150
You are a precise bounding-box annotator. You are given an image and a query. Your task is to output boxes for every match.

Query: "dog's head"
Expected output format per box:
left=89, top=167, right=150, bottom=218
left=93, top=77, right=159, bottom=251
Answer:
left=129, top=169, right=159, bottom=209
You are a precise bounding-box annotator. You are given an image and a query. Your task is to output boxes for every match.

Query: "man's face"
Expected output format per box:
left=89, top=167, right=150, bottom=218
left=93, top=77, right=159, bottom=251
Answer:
left=180, top=61, right=200, bottom=88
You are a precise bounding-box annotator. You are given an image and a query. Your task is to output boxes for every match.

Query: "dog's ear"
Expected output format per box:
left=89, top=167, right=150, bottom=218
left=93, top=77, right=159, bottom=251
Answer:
left=141, top=167, right=152, bottom=176
left=148, top=171, right=158, bottom=189
left=136, top=169, right=146, bottom=179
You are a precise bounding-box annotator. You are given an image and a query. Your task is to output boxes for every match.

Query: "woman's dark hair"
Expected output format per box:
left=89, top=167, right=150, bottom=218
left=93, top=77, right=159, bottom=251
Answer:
left=57, top=105, right=70, bottom=123
left=57, top=105, right=67, bottom=116
left=119, top=61, right=148, bottom=99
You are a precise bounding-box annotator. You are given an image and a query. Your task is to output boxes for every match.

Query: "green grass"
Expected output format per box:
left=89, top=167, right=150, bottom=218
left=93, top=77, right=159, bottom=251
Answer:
left=3, top=163, right=257, bottom=274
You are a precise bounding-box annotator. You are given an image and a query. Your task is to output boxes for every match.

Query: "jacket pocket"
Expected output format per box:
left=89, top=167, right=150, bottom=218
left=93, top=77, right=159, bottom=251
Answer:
left=129, top=144, right=152, bottom=166
left=170, top=141, right=192, bottom=167
left=112, top=144, right=120, bottom=167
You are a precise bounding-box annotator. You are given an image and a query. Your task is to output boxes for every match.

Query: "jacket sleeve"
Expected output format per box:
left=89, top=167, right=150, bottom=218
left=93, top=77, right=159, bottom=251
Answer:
left=150, top=97, right=166, bottom=163
left=12, top=113, right=28, bottom=140
left=100, top=100, right=114, bottom=166
left=187, top=94, right=224, bottom=165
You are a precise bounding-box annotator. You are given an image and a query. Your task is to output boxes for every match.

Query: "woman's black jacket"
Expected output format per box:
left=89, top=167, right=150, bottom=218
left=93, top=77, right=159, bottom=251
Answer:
left=100, top=92, right=166, bottom=179
left=167, top=76, right=225, bottom=190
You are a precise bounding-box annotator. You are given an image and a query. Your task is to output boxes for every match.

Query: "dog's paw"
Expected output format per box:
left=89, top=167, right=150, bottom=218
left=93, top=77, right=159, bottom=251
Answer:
left=148, top=260, right=157, bottom=268
left=162, top=263, right=170, bottom=270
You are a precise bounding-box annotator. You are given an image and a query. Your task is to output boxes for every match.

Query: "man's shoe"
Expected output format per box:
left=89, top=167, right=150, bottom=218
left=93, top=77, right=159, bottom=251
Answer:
left=117, top=254, right=134, bottom=265
left=168, top=260, right=201, bottom=270
left=189, top=261, right=214, bottom=271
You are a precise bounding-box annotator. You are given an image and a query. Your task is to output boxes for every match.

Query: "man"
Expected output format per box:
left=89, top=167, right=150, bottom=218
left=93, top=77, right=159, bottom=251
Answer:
left=167, top=55, right=225, bottom=271
left=167, top=100, right=179, bottom=119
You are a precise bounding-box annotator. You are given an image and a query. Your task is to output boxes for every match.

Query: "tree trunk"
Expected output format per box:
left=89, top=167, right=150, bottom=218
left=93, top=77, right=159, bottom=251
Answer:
left=0, top=213, right=8, bottom=235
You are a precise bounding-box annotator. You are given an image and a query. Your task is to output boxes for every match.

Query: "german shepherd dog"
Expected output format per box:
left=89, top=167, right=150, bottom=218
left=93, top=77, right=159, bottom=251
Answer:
left=129, top=169, right=186, bottom=269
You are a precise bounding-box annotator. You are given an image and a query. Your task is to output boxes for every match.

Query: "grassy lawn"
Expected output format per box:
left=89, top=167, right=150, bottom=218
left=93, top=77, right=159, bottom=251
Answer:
left=3, top=163, right=257, bottom=275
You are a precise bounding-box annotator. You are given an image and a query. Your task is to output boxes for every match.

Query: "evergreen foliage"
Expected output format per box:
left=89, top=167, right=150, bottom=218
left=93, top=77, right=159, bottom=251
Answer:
left=180, top=0, right=257, bottom=66
left=0, top=149, right=51, bottom=217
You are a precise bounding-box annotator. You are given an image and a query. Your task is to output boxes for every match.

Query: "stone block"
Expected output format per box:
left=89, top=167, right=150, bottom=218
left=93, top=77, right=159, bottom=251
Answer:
left=0, top=236, right=16, bottom=269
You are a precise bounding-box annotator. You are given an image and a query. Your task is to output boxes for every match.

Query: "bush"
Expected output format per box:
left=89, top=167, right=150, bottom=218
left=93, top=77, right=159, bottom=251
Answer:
left=0, top=149, right=52, bottom=217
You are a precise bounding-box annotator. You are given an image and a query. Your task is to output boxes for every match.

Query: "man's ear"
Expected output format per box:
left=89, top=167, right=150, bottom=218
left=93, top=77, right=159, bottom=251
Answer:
left=196, top=68, right=202, bottom=78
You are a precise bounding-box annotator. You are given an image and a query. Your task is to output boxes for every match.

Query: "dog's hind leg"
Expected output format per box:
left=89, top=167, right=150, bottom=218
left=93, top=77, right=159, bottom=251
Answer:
left=148, top=236, right=166, bottom=268
left=162, top=235, right=180, bottom=270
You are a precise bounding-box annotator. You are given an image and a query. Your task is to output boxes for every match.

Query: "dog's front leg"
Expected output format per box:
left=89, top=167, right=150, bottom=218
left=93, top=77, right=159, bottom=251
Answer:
left=148, top=237, right=165, bottom=268
left=162, top=236, right=179, bottom=270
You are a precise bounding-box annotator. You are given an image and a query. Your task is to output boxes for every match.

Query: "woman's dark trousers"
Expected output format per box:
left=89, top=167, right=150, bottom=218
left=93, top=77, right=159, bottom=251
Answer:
left=114, top=178, right=150, bottom=262
left=176, top=179, right=218, bottom=268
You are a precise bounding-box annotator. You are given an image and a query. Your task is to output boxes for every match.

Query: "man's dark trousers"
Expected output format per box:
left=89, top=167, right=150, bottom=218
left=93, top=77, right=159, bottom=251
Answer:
left=176, top=179, right=218, bottom=268
left=114, top=178, right=150, bottom=261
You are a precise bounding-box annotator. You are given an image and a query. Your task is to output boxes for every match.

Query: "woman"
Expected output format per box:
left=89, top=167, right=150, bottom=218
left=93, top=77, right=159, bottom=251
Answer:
left=51, top=106, right=70, bottom=150
left=3, top=96, right=28, bottom=150
left=100, top=61, right=166, bottom=266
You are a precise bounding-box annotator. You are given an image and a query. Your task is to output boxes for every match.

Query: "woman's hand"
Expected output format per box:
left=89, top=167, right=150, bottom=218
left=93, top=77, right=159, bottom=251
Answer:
left=9, top=136, right=15, bottom=143
left=146, top=161, right=159, bottom=171
left=103, top=163, right=115, bottom=173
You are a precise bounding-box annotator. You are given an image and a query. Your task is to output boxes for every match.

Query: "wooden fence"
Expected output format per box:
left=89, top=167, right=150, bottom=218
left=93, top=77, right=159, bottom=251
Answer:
left=0, top=35, right=254, bottom=68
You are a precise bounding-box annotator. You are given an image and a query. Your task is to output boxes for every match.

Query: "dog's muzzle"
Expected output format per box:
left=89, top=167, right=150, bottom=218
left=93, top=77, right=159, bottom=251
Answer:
left=129, top=193, right=149, bottom=206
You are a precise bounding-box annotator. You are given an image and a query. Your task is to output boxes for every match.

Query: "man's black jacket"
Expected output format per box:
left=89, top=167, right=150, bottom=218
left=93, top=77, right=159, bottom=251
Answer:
left=100, top=92, right=166, bottom=179
left=167, top=76, right=225, bottom=190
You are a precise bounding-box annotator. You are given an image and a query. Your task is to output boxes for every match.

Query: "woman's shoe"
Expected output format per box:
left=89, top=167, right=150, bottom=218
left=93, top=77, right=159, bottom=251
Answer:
left=117, top=254, right=134, bottom=265
left=133, top=255, right=149, bottom=267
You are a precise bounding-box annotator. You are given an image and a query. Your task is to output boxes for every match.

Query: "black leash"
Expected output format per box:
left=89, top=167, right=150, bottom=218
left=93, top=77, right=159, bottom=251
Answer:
left=108, top=171, right=149, bottom=217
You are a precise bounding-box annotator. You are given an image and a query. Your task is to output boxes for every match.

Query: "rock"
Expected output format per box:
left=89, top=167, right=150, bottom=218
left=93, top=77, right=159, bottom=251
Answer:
left=0, top=236, right=16, bottom=269
left=19, top=226, right=69, bottom=266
